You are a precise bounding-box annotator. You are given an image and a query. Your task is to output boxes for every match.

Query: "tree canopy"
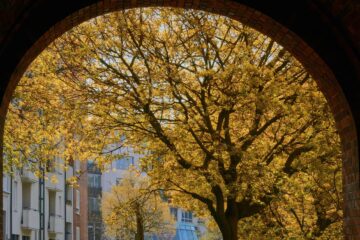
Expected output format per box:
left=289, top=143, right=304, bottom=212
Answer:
left=5, top=7, right=343, bottom=239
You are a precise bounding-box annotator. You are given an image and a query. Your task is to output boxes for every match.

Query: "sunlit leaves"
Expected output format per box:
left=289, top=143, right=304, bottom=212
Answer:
left=5, top=7, right=343, bottom=239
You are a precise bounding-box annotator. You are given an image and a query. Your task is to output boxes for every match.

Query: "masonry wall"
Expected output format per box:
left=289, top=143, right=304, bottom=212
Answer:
left=0, top=1, right=358, bottom=239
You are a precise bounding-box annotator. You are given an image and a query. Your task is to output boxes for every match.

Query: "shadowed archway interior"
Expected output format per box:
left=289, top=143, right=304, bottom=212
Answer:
left=0, top=0, right=358, bottom=238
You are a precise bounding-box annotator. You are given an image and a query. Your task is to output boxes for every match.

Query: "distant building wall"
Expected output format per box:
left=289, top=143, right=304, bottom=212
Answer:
left=2, top=159, right=86, bottom=240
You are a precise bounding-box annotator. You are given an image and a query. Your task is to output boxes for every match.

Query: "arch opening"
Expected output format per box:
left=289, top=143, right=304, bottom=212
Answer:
left=1, top=1, right=358, bottom=239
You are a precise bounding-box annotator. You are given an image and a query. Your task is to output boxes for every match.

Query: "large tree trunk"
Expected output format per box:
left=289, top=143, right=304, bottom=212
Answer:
left=219, top=217, right=238, bottom=240
left=213, top=200, right=239, bottom=240
left=135, top=203, right=144, bottom=240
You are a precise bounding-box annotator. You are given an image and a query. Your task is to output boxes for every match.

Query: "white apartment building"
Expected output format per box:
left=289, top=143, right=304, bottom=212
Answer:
left=3, top=158, right=80, bottom=240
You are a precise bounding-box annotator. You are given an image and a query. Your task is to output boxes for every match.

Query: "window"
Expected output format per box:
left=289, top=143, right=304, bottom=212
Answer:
left=76, top=190, right=80, bottom=212
left=87, top=160, right=100, bottom=173
left=88, top=225, right=94, bottom=240
left=88, top=174, right=101, bottom=188
left=176, top=224, right=197, bottom=240
left=95, top=226, right=102, bottom=240
left=197, top=218, right=205, bottom=224
left=65, top=184, right=72, bottom=204
left=170, top=207, right=178, bottom=220
left=49, top=190, right=56, bottom=216
left=11, top=235, right=19, bottom=240
left=65, top=223, right=72, bottom=240
left=22, top=182, right=31, bottom=209
left=89, top=197, right=100, bottom=213
left=181, top=211, right=193, bottom=223
left=115, top=156, right=134, bottom=170
left=88, top=223, right=103, bottom=240
left=22, top=237, right=30, bottom=240
left=87, top=160, right=95, bottom=170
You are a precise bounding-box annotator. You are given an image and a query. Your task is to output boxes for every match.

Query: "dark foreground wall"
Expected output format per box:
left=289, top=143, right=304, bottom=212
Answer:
left=0, top=0, right=359, bottom=238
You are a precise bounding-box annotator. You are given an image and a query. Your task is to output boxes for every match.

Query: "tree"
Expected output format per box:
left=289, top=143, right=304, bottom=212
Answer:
left=4, top=50, right=121, bottom=177
left=101, top=171, right=175, bottom=240
left=6, top=7, right=342, bottom=239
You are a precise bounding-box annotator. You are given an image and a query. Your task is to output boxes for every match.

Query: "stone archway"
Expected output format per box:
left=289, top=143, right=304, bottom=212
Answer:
left=0, top=0, right=358, bottom=238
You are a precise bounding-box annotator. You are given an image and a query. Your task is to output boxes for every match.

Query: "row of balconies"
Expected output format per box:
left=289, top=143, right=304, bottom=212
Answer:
left=20, top=168, right=73, bottom=192
left=18, top=167, right=75, bottom=236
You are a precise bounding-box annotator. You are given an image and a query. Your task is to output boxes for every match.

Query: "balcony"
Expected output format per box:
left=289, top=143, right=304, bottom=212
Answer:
left=20, top=169, right=37, bottom=183
left=46, top=173, right=62, bottom=192
left=65, top=184, right=73, bottom=204
left=48, top=214, right=63, bottom=234
left=21, top=208, right=40, bottom=229
left=66, top=205, right=73, bottom=223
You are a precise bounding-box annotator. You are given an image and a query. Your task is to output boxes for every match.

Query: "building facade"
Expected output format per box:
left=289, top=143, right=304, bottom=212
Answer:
left=2, top=158, right=87, bottom=240
left=87, top=146, right=206, bottom=240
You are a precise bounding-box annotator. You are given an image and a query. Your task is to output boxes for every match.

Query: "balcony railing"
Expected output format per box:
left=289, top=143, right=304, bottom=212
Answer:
left=46, top=173, right=62, bottom=191
left=20, top=169, right=37, bottom=183
left=21, top=208, right=39, bottom=229
left=48, top=214, right=63, bottom=233
left=66, top=205, right=73, bottom=223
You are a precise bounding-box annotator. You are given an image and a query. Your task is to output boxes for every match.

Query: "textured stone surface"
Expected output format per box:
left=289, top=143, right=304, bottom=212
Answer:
left=0, top=0, right=358, bottom=238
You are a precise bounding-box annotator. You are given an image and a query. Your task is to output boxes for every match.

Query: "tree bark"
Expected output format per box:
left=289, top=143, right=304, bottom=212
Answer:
left=213, top=200, right=239, bottom=240
left=217, top=216, right=238, bottom=240
left=135, top=203, right=144, bottom=240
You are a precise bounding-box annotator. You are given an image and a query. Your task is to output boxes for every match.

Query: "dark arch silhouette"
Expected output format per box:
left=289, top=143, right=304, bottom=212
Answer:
left=0, top=0, right=358, bottom=238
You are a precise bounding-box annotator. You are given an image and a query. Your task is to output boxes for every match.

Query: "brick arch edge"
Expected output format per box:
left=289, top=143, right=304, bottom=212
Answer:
left=0, top=0, right=357, bottom=238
